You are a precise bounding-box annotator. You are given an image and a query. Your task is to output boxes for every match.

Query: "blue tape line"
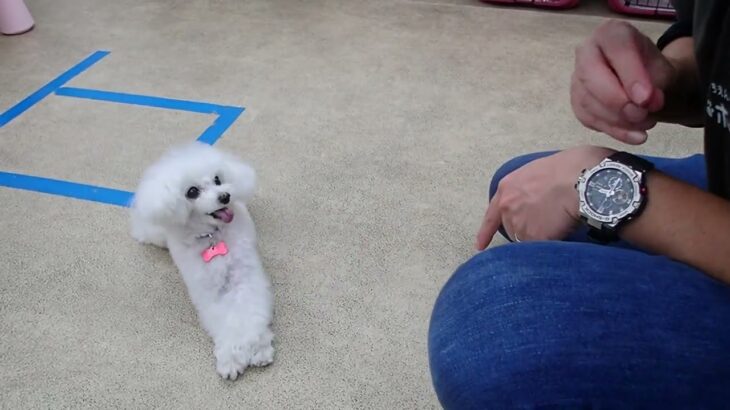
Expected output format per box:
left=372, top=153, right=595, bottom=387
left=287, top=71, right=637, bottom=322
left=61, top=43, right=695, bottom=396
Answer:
left=55, top=86, right=245, bottom=144
left=0, top=50, right=110, bottom=127
left=197, top=107, right=245, bottom=144
left=0, top=172, right=133, bottom=207
left=0, top=49, right=246, bottom=207
left=55, top=87, right=241, bottom=115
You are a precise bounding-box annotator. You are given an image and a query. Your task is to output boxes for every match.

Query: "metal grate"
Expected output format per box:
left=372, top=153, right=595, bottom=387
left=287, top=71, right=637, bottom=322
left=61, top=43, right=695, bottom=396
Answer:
left=481, top=0, right=676, bottom=17
left=623, top=0, right=674, bottom=12
left=479, top=0, right=579, bottom=9
left=607, top=0, right=676, bottom=18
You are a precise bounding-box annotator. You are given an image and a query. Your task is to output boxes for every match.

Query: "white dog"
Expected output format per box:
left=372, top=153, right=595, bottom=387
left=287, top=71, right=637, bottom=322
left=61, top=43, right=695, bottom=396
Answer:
left=129, top=142, right=274, bottom=380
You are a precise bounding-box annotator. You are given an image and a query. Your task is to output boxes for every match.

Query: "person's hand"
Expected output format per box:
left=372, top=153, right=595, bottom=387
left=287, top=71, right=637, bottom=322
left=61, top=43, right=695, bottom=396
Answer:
left=571, top=19, right=677, bottom=145
left=475, top=146, right=615, bottom=250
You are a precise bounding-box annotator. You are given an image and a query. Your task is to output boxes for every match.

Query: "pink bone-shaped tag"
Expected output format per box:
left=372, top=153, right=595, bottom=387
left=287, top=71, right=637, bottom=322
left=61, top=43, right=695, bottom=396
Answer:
left=202, top=241, right=229, bottom=262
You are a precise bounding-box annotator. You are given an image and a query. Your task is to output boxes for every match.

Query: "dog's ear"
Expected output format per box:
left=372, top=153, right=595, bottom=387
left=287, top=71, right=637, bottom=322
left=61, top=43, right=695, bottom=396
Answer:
left=223, top=155, right=257, bottom=202
left=130, top=175, right=190, bottom=226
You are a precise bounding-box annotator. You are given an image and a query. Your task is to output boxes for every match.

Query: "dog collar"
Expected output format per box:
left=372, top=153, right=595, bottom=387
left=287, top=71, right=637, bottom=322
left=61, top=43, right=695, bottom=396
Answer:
left=196, top=227, right=219, bottom=242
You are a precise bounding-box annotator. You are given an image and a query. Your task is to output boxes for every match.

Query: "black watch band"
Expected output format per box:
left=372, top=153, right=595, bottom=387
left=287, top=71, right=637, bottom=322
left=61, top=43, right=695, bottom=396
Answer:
left=586, top=222, right=619, bottom=243
left=608, top=151, right=655, bottom=173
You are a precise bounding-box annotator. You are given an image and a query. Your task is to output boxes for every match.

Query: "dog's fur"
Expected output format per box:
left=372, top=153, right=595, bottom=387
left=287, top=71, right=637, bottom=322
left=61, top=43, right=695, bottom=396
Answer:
left=129, top=142, right=274, bottom=380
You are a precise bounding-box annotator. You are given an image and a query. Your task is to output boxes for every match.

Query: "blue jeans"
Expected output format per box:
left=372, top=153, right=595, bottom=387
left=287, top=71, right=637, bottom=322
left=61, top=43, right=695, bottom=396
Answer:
left=428, top=152, right=730, bottom=409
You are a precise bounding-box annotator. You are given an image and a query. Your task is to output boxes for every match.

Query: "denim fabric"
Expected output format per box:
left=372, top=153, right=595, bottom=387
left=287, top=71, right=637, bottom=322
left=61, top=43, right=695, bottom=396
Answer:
left=428, top=153, right=730, bottom=409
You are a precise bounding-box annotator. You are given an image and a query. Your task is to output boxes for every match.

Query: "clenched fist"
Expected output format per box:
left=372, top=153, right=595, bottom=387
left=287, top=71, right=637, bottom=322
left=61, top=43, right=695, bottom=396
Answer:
left=571, top=19, right=677, bottom=144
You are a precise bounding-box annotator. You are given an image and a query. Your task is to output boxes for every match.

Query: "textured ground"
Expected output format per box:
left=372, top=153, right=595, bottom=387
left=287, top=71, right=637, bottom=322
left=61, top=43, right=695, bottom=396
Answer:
left=0, top=0, right=699, bottom=408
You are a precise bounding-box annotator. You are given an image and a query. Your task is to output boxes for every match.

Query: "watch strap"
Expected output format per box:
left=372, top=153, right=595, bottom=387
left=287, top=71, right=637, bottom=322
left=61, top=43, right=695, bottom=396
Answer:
left=608, top=151, right=655, bottom=173
left=585, top=222, right=619, bottom=243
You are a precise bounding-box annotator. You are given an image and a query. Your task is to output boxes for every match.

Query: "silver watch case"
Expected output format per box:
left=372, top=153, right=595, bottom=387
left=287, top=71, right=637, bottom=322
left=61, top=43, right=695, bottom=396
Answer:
left=576, top=158, right=646, bottom=230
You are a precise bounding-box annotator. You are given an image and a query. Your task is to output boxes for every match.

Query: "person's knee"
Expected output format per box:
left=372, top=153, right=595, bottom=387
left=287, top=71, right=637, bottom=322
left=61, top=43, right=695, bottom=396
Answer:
left=428, top=253, right=489, bottom=409
left=428, top=243, right=593, bottom=408
left=428, top=245, right=545, bottom=408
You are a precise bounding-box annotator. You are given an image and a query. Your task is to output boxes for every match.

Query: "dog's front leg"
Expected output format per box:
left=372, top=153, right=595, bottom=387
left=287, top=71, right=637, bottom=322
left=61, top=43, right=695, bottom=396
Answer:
left=209, top=291, right=274, bottom=380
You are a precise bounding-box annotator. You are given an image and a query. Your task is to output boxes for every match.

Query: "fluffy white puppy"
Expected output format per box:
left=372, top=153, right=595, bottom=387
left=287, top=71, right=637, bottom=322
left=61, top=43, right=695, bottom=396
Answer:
left=129, top=141, right=274, bottom=380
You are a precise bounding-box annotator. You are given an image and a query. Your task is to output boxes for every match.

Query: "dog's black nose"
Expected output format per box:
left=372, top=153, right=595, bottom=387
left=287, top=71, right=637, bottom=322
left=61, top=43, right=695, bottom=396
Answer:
left=218, top=192, right=230, bottom=204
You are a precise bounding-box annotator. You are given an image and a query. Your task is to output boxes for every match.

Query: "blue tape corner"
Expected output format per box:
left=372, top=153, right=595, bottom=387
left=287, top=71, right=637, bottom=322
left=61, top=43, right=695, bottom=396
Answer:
left=0, top=50, right=246, bottom=207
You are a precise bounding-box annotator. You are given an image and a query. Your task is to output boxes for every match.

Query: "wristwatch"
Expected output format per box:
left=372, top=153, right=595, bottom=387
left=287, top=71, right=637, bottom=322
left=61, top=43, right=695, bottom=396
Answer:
left=575, top=151, right=654, bottom=243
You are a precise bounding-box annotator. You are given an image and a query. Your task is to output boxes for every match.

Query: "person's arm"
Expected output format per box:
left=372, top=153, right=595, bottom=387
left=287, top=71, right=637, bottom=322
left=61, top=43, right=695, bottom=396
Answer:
left=619, top=169, right=730, bottom=284
left=652, top=37, right=704, bottom=127
left=652, top=0, right=703, bottom=127
left=476, top=144, right=730, bottom=284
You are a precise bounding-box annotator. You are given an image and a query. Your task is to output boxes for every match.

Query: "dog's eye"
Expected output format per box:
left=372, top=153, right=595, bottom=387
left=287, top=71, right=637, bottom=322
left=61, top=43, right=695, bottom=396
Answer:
left=214, top=176, right=221, bottom=186
left=186, top=186, right=200, bottom=199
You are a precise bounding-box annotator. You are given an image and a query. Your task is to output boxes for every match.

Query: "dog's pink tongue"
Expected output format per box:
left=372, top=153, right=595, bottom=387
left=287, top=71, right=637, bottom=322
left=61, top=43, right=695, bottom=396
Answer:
left=214, top=208, right=234, bottom=223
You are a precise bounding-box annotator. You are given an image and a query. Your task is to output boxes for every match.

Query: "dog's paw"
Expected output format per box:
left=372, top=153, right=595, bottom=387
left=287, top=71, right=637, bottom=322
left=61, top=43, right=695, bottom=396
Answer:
left=214, top=330, right=274, bottom=379
left=130, top=222, right=168, bottom=248
left=250, top=342, right=274, bottom=367
left=215, top=344, right=252, bottom=381
left=216, top=357, right=245, bottom=380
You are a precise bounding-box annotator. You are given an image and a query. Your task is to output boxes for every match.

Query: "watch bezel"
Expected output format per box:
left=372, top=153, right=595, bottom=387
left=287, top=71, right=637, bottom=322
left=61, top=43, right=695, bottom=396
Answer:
left=577, top=160, right=644, bottom=226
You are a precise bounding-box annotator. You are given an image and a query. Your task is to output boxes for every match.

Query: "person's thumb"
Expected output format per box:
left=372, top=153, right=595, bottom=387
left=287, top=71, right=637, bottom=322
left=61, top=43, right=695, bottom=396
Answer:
left=643, top=45, right=676, bottom=112
left=645, top=45, right=676, bottom=89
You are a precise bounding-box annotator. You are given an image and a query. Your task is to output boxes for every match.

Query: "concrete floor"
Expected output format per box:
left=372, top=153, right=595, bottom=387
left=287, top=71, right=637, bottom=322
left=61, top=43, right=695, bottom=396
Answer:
left=0, top=0, right=701, bottom=408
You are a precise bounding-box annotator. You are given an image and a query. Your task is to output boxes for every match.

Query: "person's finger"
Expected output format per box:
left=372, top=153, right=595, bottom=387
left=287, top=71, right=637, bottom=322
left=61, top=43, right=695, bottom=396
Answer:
left=498, top=197, right=526, bottom=242
left=645, top=45, right=677, bottom=90
left=583, top=93, right=656, bottom=131
left=571, top=73, right=606, bottom=132
left=575, top=101, right=648, bottom=143
left=574, top=42, right=632, bottom=113
left=595, top=21, right=655, bottom=107
left=621, top=103, right=648, bottom=123
left=646, top=88, right=665, bottom=113
left=582, top=86, right=648, bottom=129
left=572, top=82, right=655, bottom=142
left=591, top=117, right=649, bottom=144
left=621, top=102, right=659, bottom=128
left=475, top=191, right=503, bottom=251
left=502, top=218, right=520, bottom=242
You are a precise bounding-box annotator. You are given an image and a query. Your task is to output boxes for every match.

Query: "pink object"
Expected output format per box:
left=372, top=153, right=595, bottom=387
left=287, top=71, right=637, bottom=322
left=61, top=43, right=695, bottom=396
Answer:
left=0, top=0, right=34, bottom=35
left=607, top=0, right=676, bottom=19
left=202, top=241, right=229, bottom=263
left=480, top=0, right=579, bottom=9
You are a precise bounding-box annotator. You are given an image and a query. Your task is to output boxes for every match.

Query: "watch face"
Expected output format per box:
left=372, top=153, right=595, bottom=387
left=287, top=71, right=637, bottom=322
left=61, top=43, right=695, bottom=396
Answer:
left=585, top=167, right=635, bottom=217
